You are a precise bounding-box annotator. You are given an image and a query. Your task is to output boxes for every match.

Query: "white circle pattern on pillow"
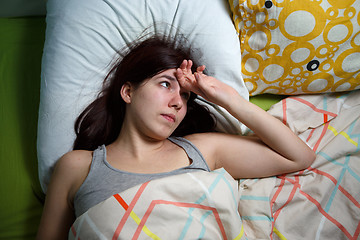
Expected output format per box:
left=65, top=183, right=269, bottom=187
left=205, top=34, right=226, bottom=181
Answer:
left=229, top=0, right=360, bottom=95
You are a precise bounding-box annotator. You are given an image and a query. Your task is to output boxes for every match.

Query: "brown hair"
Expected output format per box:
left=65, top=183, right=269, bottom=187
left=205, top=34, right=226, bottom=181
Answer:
left=73, top=35, right=215, bottom=150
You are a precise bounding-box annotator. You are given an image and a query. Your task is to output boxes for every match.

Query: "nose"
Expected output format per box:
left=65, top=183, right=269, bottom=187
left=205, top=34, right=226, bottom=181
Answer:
left=169, top=91, right=184, bottom=110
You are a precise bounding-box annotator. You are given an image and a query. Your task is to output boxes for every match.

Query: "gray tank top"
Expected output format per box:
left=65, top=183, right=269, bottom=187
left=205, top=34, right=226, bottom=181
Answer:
left=74, top=137, right=210, bottom=217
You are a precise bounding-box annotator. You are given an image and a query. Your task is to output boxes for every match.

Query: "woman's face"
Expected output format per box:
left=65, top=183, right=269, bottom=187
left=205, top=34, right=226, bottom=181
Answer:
left=124, top=69, right=191, bottom=140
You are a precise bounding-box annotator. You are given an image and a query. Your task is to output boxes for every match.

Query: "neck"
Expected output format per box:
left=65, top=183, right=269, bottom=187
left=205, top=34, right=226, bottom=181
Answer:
left=108, top=121, right=168, bottom=161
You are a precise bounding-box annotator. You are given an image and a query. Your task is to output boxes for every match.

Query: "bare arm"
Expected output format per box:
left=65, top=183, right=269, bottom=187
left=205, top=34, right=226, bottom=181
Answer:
left=36, top=151, right=91, bottom=240
left=177, top=60, right=316, bottom=178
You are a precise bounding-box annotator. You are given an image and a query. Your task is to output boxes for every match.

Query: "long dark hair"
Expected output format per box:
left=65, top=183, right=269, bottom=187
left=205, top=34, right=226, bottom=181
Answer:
left=73, top=35, right=216, bottom=151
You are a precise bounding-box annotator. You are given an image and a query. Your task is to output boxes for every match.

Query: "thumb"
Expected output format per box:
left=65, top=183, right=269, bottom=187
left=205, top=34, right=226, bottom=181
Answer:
left=194, top=72, right=206, bottom=88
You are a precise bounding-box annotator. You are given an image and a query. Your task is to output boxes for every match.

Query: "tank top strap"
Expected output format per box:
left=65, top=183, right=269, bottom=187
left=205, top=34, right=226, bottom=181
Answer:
left=168, top=137, right=210, bottom=172
left=91, top=145, right=106, bottom=167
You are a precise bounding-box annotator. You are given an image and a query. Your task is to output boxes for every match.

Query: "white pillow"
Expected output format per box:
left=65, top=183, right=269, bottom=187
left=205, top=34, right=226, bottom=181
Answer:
left=38, top=0, right=248, bottom=192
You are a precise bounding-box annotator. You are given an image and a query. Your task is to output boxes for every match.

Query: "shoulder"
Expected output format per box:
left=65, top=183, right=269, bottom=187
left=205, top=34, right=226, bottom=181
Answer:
left=184, top=132, right=229, bottom=169
left=51, top=149, right=93, bottom=201
left=55, top=149, right=93, bottom=172
left=184, top=132, right=233, bottom=146
left=184, top=132, right=255, bottom=171
left=184, top=132, right=240, bottom=152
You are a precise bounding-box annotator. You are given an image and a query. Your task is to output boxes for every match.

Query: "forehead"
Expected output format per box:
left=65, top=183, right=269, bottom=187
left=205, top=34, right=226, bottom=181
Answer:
left=153, top=69, right=177, bottom=80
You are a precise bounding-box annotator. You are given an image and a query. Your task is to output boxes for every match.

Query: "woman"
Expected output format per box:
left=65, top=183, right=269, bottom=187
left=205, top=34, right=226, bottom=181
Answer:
left=37, top=36, right=315, bottom=239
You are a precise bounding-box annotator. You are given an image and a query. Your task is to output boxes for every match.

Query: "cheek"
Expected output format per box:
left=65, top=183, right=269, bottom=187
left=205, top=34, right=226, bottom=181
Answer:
left=137, top=89, right=163, bottom=106
left=145, top=88, right=166, bottom=101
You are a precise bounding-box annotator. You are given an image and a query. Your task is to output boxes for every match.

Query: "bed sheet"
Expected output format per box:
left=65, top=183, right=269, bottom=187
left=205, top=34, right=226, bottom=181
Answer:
left=240, top=90, right=360, bottom=239
left=69, top=168, right=245, bottom=240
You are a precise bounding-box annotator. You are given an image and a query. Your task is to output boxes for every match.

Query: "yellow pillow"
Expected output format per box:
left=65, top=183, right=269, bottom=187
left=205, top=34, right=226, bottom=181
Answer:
left=229, top=0, right=360, bottom=96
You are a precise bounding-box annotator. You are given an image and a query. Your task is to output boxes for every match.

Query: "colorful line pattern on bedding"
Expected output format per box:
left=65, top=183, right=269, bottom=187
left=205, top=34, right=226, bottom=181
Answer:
left=69, top=168, right=246, bottom=240
left=239, top=90, right=360, bottom=240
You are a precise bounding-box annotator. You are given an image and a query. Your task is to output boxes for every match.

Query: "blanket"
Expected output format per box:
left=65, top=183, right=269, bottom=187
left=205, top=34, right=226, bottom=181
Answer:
left=239, top=90, right=360, bottom=239
left=69, top=90, right=360, bottom=240
left=69, top=168, right=245, bottom=240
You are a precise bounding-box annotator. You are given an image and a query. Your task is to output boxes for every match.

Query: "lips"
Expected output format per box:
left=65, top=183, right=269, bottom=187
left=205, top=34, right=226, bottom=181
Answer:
left=161, top=114, right=176, bottom=122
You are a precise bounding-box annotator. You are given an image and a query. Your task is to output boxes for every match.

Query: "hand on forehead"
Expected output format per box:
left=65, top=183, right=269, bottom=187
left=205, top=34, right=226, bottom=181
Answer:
left=176, top=59, right=206, bottom=90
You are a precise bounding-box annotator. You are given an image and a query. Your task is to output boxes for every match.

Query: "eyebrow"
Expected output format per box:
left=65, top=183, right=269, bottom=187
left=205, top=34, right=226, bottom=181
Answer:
left=159, top=74, right=177, bottom=82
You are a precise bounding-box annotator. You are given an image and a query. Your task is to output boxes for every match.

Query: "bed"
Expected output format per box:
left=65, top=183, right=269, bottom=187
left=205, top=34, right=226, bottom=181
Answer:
left=0, top=0, right=359, bottom=239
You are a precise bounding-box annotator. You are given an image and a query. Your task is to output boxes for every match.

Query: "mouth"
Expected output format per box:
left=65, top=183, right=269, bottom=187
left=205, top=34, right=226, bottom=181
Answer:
left=161, top=114, right=176, bottom=122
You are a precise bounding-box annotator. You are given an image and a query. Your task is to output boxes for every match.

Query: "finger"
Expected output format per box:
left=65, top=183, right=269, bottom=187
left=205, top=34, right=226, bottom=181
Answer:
left=177, top=68, right=193, bottom=90
left=176, top=68, right=185, bottom=81
left=194, top=72, right=201, bottom=82
left=194, top=72, right=202, bottom=87
left=187, top=59, right=193, bottom=71
left=196, top=65, right=206, bottom=73
left=177, top=68, right=191, bottom=84
left=195, top=72, right=207, bottom=88
left=180, top=59, right=187, bottom=70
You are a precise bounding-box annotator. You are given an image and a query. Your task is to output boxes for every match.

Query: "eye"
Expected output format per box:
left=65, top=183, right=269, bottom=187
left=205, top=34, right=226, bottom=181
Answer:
left=160, top=81, right=170, bottom=88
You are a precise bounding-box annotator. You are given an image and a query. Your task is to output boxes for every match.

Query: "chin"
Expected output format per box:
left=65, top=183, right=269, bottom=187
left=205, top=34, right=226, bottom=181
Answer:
left=148, top=123, right=180, bottom=140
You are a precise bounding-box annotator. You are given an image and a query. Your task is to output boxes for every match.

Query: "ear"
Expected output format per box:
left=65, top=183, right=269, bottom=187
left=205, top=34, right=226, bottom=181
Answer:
left=120, top=82, right=132, bottom=103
